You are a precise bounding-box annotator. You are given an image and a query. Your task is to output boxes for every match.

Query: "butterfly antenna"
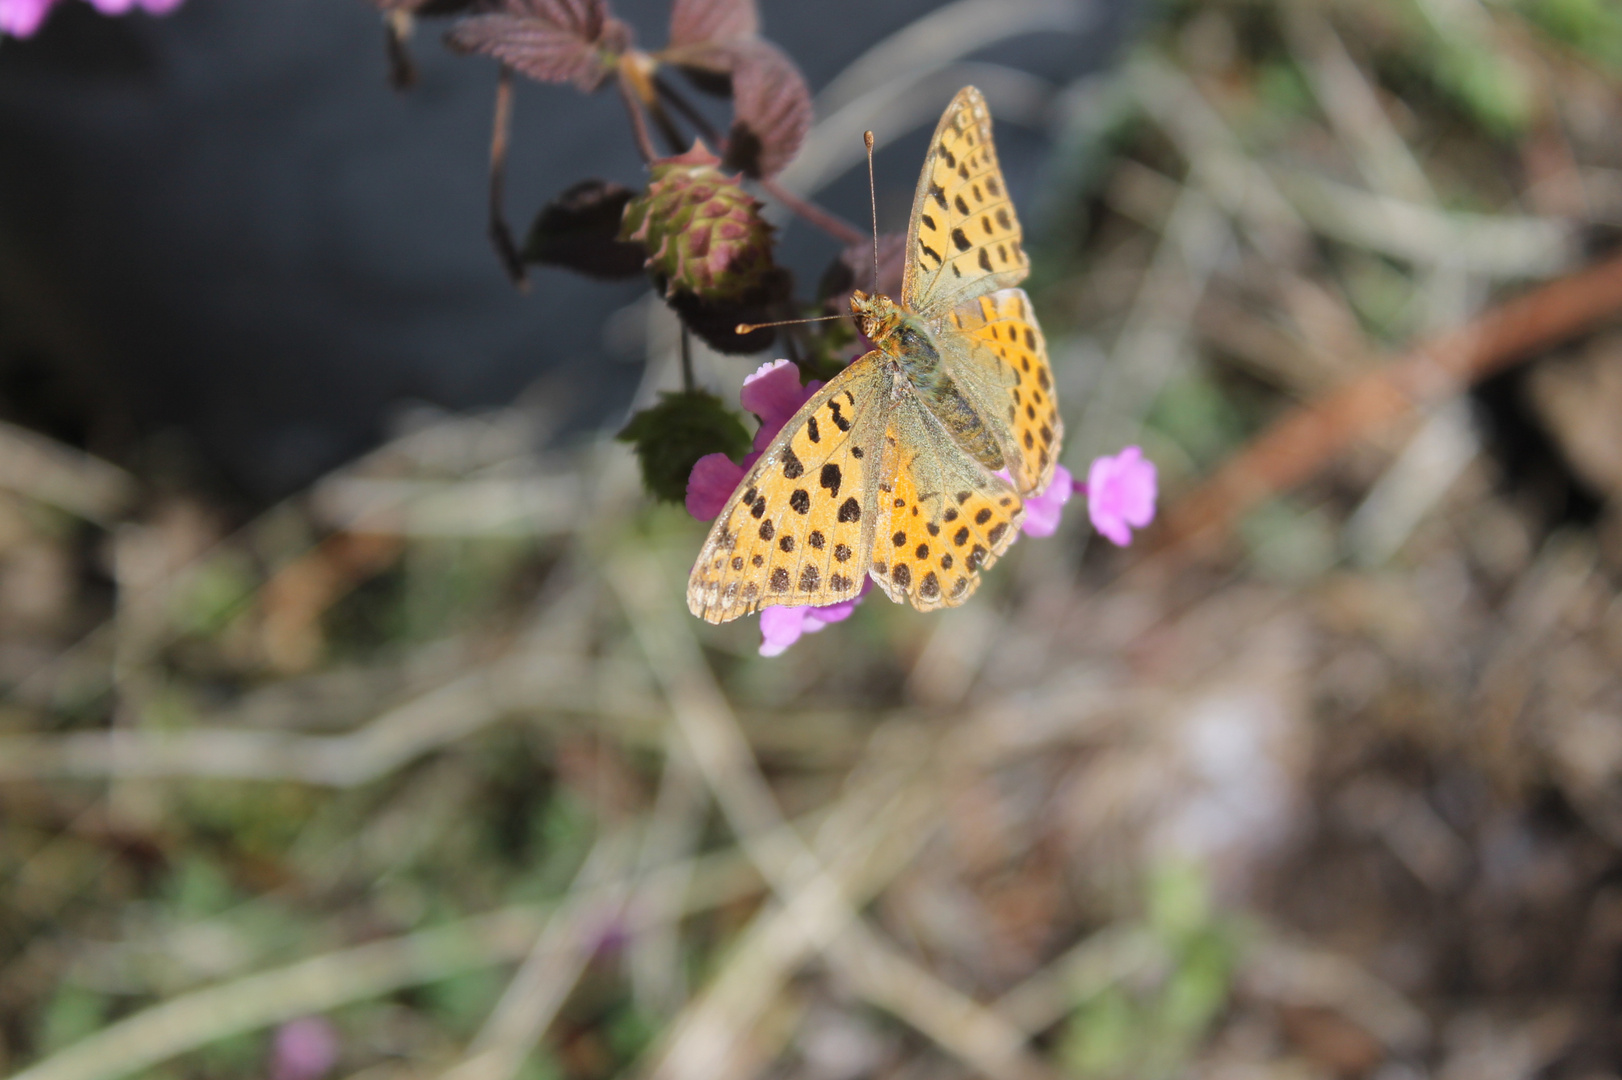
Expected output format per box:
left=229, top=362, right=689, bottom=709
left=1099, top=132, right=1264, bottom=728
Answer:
left=864, top=131, right=880, bottom=291
left=734, top=313, right=847, bottom=334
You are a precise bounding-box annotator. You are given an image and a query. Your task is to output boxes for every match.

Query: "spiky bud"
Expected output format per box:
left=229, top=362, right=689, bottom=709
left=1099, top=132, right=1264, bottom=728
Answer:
left=620, top=140, right=774, bottom=302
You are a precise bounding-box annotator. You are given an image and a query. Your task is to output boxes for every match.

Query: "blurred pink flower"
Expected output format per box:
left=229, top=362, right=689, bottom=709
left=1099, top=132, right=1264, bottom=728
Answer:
left=0, top=0, right=56, bottom=36
left=759, top=580, right=871, bottom=657
left=271, top=1018, right=339, bottom=1080
left=2, top=0, right=181, bottom=36
left=685, top=451, right=749, bottom=521
left=1019, top=464, right=1074, bottom=538
left=1086, top=445, right=1157, bottom=546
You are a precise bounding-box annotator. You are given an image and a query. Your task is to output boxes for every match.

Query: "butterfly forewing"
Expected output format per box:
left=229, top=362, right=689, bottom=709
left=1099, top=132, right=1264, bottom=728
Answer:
left=868, top=389, right=1024, bottom=612
left=688, top=358, right=889, bottom=624
left=902, top=86, right=1030, bottom=319
left=938, top=287, right=1062, bottom=495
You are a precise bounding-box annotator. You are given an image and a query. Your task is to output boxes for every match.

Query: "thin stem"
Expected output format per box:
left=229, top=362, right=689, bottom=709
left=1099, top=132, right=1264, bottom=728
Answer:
left=488, top=65, right=528, bottom=290
left=760, top=178, right=866, bottom=248
left=383, top=11, right=417, bottom=90
left=646, top=97, right=687, bottom=156
left=679, top=327, right=694, bottom=393
left=654, top=74, right=722, bottom=146
left=617, top=69, right=658, bottom=165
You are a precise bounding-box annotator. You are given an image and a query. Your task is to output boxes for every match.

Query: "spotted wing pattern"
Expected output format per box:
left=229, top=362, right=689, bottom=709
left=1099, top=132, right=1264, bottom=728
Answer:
left=687, top=357, right=889, bottom=624
left=938, top=287, right=1062, bottom=495
left=867, top=390, right=1024, bottom=612
left=903, top=86, right=1030, bottom=319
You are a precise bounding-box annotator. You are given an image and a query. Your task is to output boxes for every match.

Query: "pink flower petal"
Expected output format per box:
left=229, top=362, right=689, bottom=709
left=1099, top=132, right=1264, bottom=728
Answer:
left=1020, top=465, right=1074, bottom=538
left=685, top=452, right=746, bottom=521
left=740, top=360, right=821, bottom=451
left=757, top=580, right=871, bottom=656
left=1086, top=446, right=1157, bottom=547
left=271, top=1018, right=339, bottom=1080
left=0, top=0, right=57, bottom=36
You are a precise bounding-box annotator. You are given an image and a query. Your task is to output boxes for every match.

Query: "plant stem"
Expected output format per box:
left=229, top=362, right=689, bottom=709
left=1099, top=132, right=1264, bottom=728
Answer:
left=654, top=75, right=723, bottom=146
left=679, top=327, right=694, bottom=392
left=760, top=178, right=866, bottom=248
left=488, top=65, right=528, bottom=290
left=617, top=69, right=658, bottom=165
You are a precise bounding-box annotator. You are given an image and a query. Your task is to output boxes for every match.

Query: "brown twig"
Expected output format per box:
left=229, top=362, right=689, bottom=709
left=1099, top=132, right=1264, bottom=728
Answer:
left=488, top=65, right=528, bottom=290
left=617, top=63, right=659, bottom=165
left=383, top=10, right=417, bottom=91
left=654, top=74, right=722, bottom=147
left=1157, top=250, right=1622, bottom=558
left=760, top=177, right=867, bottom=248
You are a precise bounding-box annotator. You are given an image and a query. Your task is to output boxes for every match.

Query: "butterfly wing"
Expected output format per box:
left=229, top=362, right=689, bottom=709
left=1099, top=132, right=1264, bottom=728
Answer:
left=901, top=85, right=1030, bottom=320
left=935, top=286, right=1062, bottom=496
left=687, top=356, right=890, bottom=624
left=868, top=386, right=1025, bottom=612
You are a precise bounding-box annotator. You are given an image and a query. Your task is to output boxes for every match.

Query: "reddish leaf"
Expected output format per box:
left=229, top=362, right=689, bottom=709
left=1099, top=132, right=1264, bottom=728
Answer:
left=668, top=0, right=756, bottom=47
left=721, top=38, right=811, bottom=179
left=448, top=0, right=632, bottom=92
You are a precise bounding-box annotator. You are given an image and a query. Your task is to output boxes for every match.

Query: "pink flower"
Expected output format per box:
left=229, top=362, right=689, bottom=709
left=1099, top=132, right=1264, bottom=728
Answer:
left=1019, top=465, right=1074, bottom=538
left=271, top=1018, right=340, bottom=1080
left=739, top=359, right=822, bottom=452
left=686, top=451, right=749, bottom=521
left=758, top=580, right=872, bottom=657
left=1086, top=446, right=1157, bottom=546
left=2, top=0, right=181, bottom=36
left=685, top=360, right=822, bottom=520
left=0, top=0, right=57, bottom=36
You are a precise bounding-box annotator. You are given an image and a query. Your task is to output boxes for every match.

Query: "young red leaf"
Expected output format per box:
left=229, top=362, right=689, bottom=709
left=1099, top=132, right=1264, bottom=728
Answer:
left=668, top=0, right=756, bottom=47
left=721, top=38, right=810, bottom=179
left=448, top=0, right=632, bottom=92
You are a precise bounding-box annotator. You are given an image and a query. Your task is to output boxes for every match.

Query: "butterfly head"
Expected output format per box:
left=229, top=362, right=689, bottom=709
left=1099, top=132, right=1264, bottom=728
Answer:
left=849, top=289, right=904, bottom=346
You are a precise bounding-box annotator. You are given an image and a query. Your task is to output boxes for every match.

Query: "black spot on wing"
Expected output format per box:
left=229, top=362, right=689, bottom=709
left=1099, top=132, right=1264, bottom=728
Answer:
left=820, top=462, right=842, bottom=498
left=837, top=497, right=861, bottom=522
left=978, top=249, right=993, bottom=273
left=781, top=447, right=804, bottom=479
left=951, top=228, right=971, bottom=252
left=790, top=489, right=810, bottom=514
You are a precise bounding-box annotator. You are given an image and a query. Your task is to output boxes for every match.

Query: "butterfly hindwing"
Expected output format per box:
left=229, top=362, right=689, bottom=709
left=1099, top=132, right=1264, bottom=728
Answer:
left=937, top=287, right=1062, bottom=495
left=688, top=358, right=889, bottom=624
left=868, top=389, right=1024, bottom=612
left=903, top=86, right=1030, bottom=319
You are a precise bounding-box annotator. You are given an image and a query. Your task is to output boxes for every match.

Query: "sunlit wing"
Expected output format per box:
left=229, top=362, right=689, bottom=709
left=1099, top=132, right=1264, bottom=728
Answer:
left=901, top=85, right=1030, bottom=320
left=687, top=356, right=890, bottom=623
left=867, top=387, right=1024, bottom=612
left=937, top=286, right=1062, bottom=496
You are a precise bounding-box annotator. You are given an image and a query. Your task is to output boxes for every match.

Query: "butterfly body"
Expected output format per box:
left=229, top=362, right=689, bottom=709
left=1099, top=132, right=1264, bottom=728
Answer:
left=687, top=87, right=1062, bottom=624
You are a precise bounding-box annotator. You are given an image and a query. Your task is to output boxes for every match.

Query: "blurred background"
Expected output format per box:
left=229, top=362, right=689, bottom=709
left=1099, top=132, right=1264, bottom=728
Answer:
left=3, top=0, right=1622, bottom=1077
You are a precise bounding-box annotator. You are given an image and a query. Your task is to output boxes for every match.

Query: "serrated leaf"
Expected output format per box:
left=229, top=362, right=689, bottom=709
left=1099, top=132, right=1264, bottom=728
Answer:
left=668, top=0, right=756, bottom=47
left=523, top=179, right=647, bottom=279
left=721, top=38, right=810, bottom=179
left=617, top=391, right=752, bottom=504
left=448, top=0, right=632, bottom=92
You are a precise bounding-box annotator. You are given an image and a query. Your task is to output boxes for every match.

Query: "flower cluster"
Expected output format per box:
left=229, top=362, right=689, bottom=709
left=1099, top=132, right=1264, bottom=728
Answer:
left=0, top=0, right=181, bottom=38
left=687, top=360, right=1159, bottom=656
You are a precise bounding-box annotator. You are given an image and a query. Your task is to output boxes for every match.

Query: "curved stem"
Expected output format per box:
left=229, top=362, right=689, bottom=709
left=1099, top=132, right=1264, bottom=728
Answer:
left=616, top=68, right=658, bottom=165
left=488, top=65, right=528, bottom=290
left=760, top=177, right=866, bottom=248
left=654, top=74, right=722, bottom=147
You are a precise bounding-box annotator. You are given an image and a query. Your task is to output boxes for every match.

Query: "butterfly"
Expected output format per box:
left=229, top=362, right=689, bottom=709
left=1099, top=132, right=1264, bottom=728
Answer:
left=688, top=86, right=1062, bottom=623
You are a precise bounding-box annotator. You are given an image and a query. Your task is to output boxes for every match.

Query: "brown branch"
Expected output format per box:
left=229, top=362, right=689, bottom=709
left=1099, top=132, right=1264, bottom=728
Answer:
left=488, top=65, right=529, bottom=290
left=616, top=66, right=658, bottom=165
left=1157, top=250, right=1622, bottom=559
left=760, top=177, right=866, bottom=249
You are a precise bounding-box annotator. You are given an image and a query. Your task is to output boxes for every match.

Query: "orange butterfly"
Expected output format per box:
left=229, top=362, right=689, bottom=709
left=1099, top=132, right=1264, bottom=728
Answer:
left=689, top=86, right=1061, bottom=622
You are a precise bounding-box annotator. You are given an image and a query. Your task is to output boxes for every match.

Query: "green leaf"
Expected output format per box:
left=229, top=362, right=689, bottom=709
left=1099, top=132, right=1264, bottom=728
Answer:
left=617, top=391, right=752, bottom=504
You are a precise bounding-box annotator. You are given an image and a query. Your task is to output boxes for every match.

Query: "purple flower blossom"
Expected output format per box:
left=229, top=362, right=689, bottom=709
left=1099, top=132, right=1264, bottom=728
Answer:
left=1019, top=465, right=1074, bottom=538
left=1, top=0, right=181, bottom=37
left=0, top=0, right=55, bottom=36
left=686, top=451, right=749, bottom=521
left=1086, top=445, right=1157, bottom=546
left=271, top=1018, right=340, bottom=1080
left=738, top=359, right=822, bottom=451
left=759, top=579, right=872, bottom=657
